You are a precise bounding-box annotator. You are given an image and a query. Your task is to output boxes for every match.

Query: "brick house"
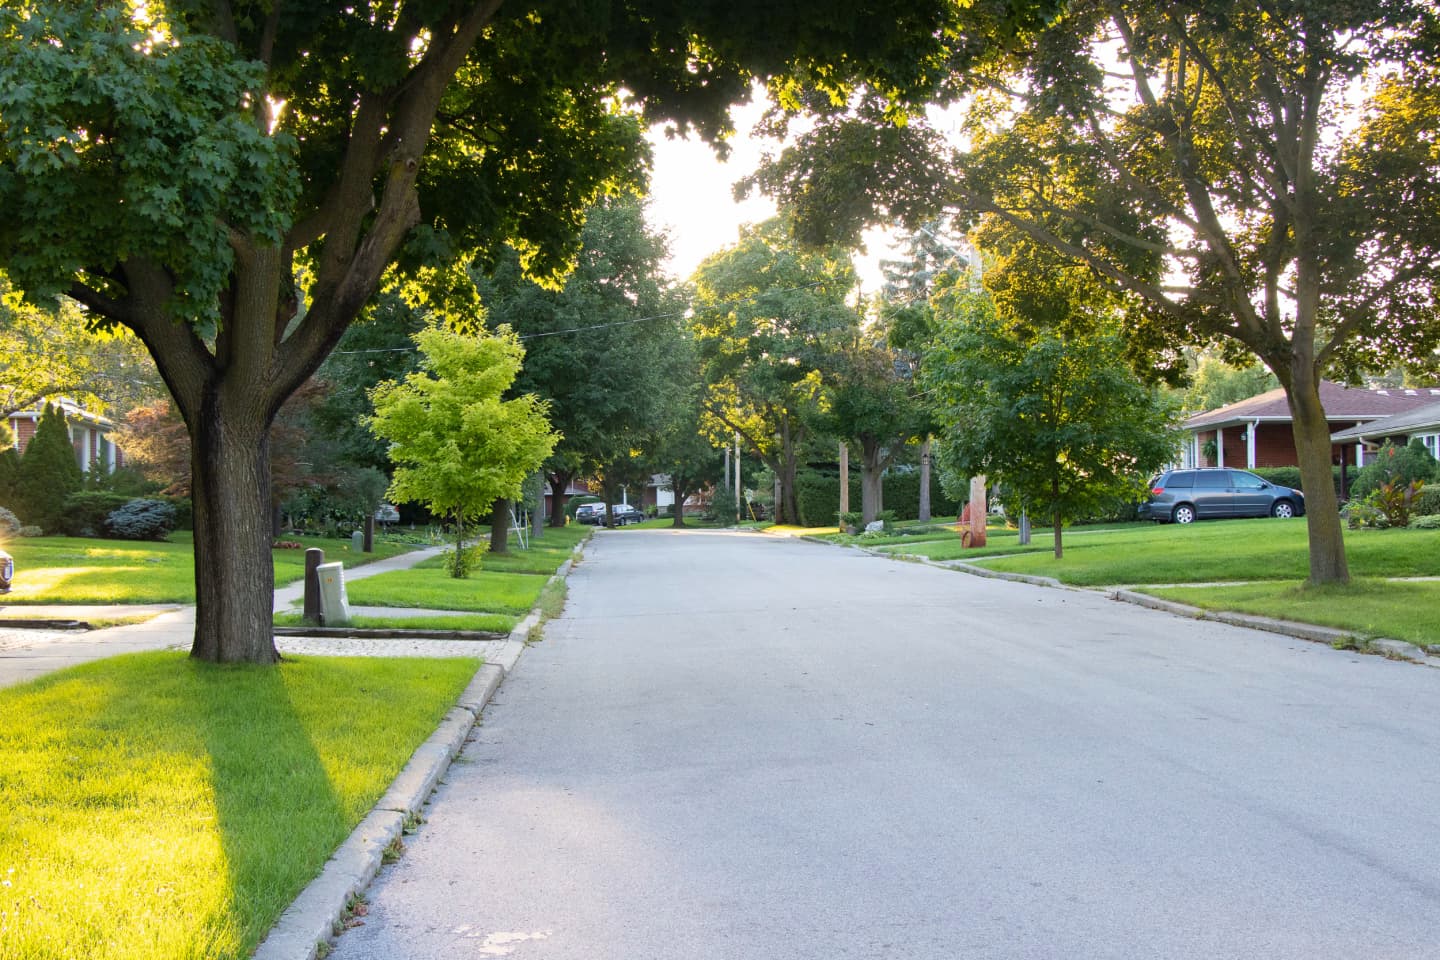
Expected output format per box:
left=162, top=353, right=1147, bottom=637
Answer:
left=1180, top=382, right=1440, bottom=471
left=1330, top=400, right=1440, bottom=465
left=4, top=398, right=125, bottom=473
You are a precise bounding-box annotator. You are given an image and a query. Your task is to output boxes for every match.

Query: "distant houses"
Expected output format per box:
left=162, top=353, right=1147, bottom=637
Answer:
left=1180, top=381, right=1440, bottom=471
left=4, top=398, right=125, bottom=473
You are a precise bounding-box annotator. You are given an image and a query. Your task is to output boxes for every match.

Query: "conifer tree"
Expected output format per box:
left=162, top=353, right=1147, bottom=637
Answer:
left=16, top=404, right=83, bottom=532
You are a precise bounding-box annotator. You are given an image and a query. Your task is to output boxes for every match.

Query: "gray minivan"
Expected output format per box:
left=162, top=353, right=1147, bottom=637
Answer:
left=1138, top=468, right=1305, bottom=524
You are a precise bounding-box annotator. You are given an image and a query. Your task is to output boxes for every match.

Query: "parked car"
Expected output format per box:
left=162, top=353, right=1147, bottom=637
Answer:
left=606, top=504, right=645, bottom=526
left=0, top=548, right=12, bottom=592
left=574, top=502, right=607, bottom=525
left=1138, top=468, right=1305, bottom=524
left=373, top=503, right=400, bottom=524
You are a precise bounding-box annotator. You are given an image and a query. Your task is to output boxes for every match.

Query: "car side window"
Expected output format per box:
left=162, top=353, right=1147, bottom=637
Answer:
left=1229, top=471, right=1265, bottom=490
left=1194, top=470, right=1230, bottom=488
left=1165, top=472, right=1195, bottom=488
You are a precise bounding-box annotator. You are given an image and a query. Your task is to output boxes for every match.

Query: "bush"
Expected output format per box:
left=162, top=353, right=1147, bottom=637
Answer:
left=18, top=525, right=44, bottom=537
left=793, top=471, right=859, bottom=527
left=708, top=484, right=738, bottom=524
left=1409, top=514, right=1440, bottom=530
left=878, top=468, right=961, bottom=521
left=59, top=491, right=134, bottom=537
left=0, top=506, right=20, bottom=536
left=564, top=494, right=602, bottom=520
left=1412, top=484, right=1440, bottom=517
left=164, top=496, right=194, bottom=530
left=104, top=499, right=178, bottom=540
left=1350, top=440, right=1439, bottom=500
left=1251, top=466, right=1303, bottom=490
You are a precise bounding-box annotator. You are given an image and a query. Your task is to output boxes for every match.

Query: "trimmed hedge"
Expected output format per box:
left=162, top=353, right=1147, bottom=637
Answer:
left=1252, top=465, right=1349, bottom=498
left=794, top=468, right=960, bottom=526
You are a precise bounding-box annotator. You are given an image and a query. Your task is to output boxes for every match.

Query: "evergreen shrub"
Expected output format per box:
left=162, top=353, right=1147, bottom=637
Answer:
left=1350, top=441, right=1439, bottom=500
left=104, top=498, right=178, bottom=540
left=0, top=506, right=19, bottom=536
left=60, top=491, right=134, bottom=537
left=16, top=404, right=84, bottom=533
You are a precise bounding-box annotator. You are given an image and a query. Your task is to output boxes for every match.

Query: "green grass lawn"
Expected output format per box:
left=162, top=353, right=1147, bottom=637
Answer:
left=929, top=519, right=1440, bottom=586
left=273, top=610, right=518, bottom=633
left=1141, top=578, right=1440, bottom=648
left=0, top=652, right=478, bottom=960
left=346, top=562, right=550, bottom=616
left=479, top=523, right=589, bottom=574
left=0, top=533, right=417, bottom=605
left=875, top=518, right=1440, bottom=587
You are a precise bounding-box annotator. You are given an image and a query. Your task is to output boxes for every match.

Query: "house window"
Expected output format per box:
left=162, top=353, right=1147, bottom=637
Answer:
left=1419, top=434, right=1439, bottom=459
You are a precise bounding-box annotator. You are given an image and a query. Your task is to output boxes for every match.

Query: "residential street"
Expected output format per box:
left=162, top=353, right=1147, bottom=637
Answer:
left=331, top=529, right=1440, bottom=960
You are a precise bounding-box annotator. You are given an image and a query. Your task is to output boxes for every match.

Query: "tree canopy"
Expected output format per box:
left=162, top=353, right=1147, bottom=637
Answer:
left=0, top=0, right=1054, bottom=661
left=690, top=217, right=859, bottom=523
left=926, top=290, right=1179, bottom=557
left=750, top=0, right=1440, bottom=584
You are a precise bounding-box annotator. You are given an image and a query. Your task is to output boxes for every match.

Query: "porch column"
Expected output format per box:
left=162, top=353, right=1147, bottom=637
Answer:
left=1215, top=427, right=1225, bottom=468
left=1247, top=419, right=1258, bottom=469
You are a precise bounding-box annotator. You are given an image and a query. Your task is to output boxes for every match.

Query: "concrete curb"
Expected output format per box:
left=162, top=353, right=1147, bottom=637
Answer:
left=252, top=532, right=589, bottom=960
left=807, top=531, right=1438, bottom=667
left=1107, top=588, right=1436, bottom=664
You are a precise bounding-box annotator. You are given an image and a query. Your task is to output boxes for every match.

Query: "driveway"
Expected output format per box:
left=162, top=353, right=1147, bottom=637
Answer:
left=330, top=528, right=1440, bottom=959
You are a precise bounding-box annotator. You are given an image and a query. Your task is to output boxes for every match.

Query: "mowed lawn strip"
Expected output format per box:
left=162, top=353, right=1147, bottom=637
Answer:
left=345, top=561, right=549, bottom=616
left=0, top=652, right=478, bottom=960
left=272, top=611, right=519, bottom=633
left=1, top=534, right=418, bottom=605
left=959, top=520, right=1440, bottom=585
left=1140, top=578, right=1440, bottom=648
left=478, top=524, right=589, bottom=575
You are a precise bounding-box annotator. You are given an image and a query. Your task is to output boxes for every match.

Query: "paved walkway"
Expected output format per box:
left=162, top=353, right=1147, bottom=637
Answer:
left=0, top=544, right=454, bottom=689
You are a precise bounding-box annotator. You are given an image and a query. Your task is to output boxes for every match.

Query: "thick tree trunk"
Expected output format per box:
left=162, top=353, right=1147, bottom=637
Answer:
left=489, top=499, right=511, bottom=555
left=838, top=441, right=850, bottom=519
left=777, top=414, right=802, bottom=525
left=918, top=437, right=932, bottom=523
left=547, top=472, right=571, bottom=528
left=189, top=406, right=278, bottom=664
left=859, top=436, right=884, bottom=525
left=670, top=479, right=689, bottom=528
left=1286, top=372, right=1349, bottom=584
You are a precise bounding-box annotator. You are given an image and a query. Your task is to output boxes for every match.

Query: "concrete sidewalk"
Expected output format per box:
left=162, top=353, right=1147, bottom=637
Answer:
left=0, top=544, right=450, bottom=689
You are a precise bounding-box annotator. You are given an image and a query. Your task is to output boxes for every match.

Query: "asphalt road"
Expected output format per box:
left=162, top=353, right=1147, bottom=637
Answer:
left=331, top=529, right=1440, bottom=960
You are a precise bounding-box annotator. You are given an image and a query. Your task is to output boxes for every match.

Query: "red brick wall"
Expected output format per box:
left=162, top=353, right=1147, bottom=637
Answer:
left=1196, top=422, right=1351, bottom=468
left=11, top=416, right=36, bottom=454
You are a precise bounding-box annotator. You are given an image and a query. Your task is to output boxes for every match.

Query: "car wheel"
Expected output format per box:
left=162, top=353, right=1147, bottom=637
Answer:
left=1172, top=504, right=1196, bottom=524
left=1271, top=500, right=1294, bottom=519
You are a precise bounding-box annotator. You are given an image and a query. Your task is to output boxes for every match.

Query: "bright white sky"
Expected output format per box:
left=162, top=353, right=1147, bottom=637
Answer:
left=643, top=99, right=893, bottom=292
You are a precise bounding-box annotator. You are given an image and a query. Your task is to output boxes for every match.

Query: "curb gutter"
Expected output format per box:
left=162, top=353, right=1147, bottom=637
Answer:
left=806, top=533, right=1438, bottom=667
left=252, top=534, right=588, bottom=960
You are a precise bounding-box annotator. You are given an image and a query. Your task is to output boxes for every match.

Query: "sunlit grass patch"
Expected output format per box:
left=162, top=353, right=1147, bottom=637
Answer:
left=0, top=652, right=477, bottom=960
left=1140, top=578, right=1440, bottom=647
left=1, top=535, right=423, bottom=604
left=969, top=520, right=1440, bottom=585
left=346, top=566, right=548, bottom=616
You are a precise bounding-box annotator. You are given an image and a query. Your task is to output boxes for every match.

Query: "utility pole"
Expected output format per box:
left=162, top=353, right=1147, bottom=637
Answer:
left=838, top=441, right=849, bottom=518
left=734, top=433, right=742, bottom=524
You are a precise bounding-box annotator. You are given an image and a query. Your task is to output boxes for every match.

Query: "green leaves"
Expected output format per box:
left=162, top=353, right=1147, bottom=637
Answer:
left=0, top=5, right=296, bottom=325
left=367, top=326, right=558, bottom=532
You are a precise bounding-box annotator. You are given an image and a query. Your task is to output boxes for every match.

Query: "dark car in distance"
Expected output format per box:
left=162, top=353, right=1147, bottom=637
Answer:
left=1138, top=468, right=1305, bottom=524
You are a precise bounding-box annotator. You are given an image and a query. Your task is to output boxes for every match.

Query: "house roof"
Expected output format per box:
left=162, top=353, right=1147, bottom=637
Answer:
left=1330, top=399, right=1440, bottom=443
left=5, top=396, right=115, bottom=430
left=1184, top=381, right=1440, bottom=430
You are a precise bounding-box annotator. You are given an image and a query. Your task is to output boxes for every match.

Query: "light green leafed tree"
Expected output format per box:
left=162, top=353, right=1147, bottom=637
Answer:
left=367, top=326, right=557, bottom=577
